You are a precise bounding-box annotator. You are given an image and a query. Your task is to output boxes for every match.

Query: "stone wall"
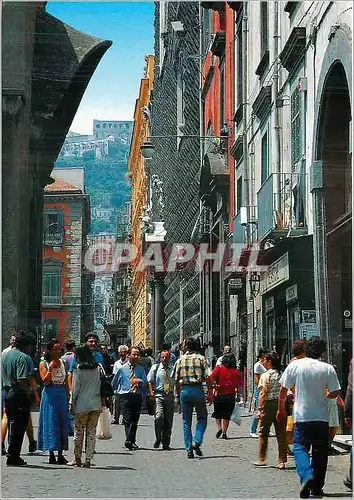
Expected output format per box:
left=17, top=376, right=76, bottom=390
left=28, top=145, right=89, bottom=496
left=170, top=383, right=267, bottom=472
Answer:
left=152, top=2, right=201, bottom=343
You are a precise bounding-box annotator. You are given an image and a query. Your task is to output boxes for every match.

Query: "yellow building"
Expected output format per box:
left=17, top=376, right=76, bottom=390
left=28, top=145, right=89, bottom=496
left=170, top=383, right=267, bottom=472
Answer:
left=127, top=55, right=154, bottom=347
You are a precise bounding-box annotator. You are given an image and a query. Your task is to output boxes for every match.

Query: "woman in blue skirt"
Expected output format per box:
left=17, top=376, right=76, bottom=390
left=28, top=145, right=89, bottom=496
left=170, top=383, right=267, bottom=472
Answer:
left=38, top=339, right=69, bottom=464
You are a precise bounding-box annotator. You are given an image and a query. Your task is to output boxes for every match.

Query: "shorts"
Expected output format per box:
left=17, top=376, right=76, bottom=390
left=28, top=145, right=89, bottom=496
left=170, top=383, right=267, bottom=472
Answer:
left=286, top=415, right=294, bottom=432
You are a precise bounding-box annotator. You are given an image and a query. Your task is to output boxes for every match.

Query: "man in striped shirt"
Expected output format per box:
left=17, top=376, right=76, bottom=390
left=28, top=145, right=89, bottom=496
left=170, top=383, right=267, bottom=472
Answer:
left=172, top=337, right=212, bottom=459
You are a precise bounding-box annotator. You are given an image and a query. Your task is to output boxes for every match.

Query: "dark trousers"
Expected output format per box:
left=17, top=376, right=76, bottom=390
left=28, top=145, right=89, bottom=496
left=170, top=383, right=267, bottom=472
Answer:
left=293, top=421, right=329, bottom=492
left=120, top=393, right=142, bottom=444
left=113, top=394, right=121, bottom=423
left=5, top=388, right=30, bottom=461
left=154, top=393, right=174, bottom=447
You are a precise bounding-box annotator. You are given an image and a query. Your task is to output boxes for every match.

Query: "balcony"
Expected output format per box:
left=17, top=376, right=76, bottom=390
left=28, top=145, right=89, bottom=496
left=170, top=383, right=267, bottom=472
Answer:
left=233, top=211, right=245, bottom=244
left=257, top=172, right=308, bottom=242
left=42, top=296, right=62, bottom=307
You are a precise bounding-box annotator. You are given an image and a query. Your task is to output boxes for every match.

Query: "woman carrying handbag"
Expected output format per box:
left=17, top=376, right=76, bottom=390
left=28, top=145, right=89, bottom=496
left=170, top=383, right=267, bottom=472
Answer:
left=210, top=353, right=242, bottom=439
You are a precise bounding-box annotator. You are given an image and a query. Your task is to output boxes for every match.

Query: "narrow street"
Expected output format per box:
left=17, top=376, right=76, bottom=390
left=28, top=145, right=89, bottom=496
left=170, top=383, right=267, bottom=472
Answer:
left=2, top=409, right=350, bottom=499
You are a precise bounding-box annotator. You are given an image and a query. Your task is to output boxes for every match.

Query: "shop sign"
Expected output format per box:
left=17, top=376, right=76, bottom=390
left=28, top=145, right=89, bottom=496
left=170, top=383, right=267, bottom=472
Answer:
left=265, top=296, right=274, bottom=312
left=344, top=318, right=352, bottom=329
left=299, top=323, right=317, bottom=339
left=228, top=278, right=243, bottom=295
left=286, top=284, right=298, bottom=303
left=261, top=253, right=289, bottom=294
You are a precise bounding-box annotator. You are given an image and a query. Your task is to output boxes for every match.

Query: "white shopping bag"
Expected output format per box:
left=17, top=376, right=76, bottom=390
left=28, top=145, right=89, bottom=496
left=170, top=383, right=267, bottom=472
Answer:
left=96, top=407, right=112, bottom=439
left=230, top=403, right=242, bottom=426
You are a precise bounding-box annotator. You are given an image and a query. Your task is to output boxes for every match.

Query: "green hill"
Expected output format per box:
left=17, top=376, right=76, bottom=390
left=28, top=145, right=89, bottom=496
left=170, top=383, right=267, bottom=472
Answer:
left=54, top=142, right=131, bottom=234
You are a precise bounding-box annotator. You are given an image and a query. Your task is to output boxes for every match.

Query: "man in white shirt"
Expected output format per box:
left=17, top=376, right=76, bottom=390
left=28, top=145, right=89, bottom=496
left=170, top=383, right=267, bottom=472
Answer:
left=216, top=345, right=231, bottom=366
left=2, top=334, right=17, bottom=357
left=277, top=337, right=340, bottom=499
left=112, top=345, right=129, bottom=424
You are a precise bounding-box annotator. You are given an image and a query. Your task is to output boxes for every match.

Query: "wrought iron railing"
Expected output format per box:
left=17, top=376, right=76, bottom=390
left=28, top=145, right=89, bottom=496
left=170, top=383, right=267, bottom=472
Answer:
left=257, top=172, right=307, bottom=240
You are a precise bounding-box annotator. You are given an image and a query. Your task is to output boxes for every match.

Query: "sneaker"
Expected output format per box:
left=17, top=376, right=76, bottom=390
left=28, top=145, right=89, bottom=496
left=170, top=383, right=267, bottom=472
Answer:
left=28, top=440, right=37, bottom=453
left=250, top=433, right=258, bottom=438
left=82, top=459, right=91, bottom=468
left=6, top=457, right=27, bottom=467
left=300, top=478, right=314, bottom=499
left=253, top=461, right=267, bottom=467
left=131, top=443, right=139, bottom=450
left=124, top=441, right=133, bottom=451
left=153, top=440, right=161, bottom=449
left=67, top=458, right=81, bottom=467
left=192, top=443, right=203, bottom=457
left=187, top=450, right=194, bottom=459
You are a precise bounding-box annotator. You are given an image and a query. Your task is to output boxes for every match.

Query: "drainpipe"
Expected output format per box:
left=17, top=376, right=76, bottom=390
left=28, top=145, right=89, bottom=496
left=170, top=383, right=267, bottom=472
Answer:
left=273, top=0, right=281, bottom=214
left=241, top=1, right=253, bottom=403
left=199, top=2, right=205, bottom=344
left=311, top=161, right=331, bottom=362
left=242, top=2, right=250, bottom=247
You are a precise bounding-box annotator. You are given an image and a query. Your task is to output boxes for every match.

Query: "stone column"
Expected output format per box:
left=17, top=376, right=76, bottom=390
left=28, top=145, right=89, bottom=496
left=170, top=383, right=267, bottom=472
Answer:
left=154, top=276, right=165, bottom=352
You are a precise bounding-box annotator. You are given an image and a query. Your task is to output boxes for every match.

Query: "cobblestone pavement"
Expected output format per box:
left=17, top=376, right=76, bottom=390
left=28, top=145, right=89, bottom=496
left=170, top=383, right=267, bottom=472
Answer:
left=2, top=409, right=351, bottom=498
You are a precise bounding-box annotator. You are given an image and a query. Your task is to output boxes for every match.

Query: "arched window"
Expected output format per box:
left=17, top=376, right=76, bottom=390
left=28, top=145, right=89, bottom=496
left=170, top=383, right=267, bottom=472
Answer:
left=103, top=123, right=107, bottom=128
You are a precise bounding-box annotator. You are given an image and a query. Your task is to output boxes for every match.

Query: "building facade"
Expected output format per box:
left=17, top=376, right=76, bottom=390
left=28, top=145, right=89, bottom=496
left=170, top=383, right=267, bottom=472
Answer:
left=149, top=2, right=202, bottom=352
left=199, top=2, right=236, bottom=361
left=2, top=3, right=111, bottom=345
left=105, top=205, right=132, bottom=348
left=127, top=55, right=154, bottom=348
left=228, top=1, right=352, bottom=394
left=42, top=168, right=93, bottom=347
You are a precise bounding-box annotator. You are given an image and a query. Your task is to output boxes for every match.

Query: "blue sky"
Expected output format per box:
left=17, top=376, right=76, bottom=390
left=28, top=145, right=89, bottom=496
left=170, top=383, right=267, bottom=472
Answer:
left=47, top=2, right=154, bottom=134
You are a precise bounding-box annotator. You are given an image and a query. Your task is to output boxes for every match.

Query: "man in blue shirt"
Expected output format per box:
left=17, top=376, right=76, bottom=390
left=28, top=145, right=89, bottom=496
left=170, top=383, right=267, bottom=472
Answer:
left=147, top=350, right=175, bottom=450
left=111, top=346, right=147, bottom=450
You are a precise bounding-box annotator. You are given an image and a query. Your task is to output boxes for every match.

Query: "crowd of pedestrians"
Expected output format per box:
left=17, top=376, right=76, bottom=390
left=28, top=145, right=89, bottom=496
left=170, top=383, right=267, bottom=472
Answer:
left=1, top=330, right=352, bottom=498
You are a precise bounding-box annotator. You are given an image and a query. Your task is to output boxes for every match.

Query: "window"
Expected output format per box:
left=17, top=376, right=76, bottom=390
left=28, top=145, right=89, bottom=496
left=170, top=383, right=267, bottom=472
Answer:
left=236, top=10, right=243, bottom=109
left=236, top=176, right=243, bottom=213
left=42, top=269, right=61, bottom=305
left=291, top=87, right=301, bottom=168
left=103, top=123, right=107, bottom=128
left=159, top=1, right=168, bottom=73
left=219, top=57, right=225, bottom=129
left=261, top=131, right=269, bottom=185
left=176, top=69, right=185, bottom=137
left=43, top=211, right=63, bottom=245
left=96, top=124, right=100, bottom=128
left=202, top=8, right=212, bottom=56
left=42, top=319, right=59, bottom=342
left=260, top=2, right=269, bottom=56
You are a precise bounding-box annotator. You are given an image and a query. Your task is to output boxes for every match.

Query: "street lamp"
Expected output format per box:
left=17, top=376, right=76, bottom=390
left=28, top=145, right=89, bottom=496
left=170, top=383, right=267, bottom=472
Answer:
left=250, top=271, right=260, bottom=297
left=140, top=133, right=229, bottom=160
left=43, top=222, right=65, bottom=253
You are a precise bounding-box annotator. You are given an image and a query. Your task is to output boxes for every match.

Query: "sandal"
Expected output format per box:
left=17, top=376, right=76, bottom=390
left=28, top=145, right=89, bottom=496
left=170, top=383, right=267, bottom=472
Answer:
left=276, top=462, right=286, bottom=469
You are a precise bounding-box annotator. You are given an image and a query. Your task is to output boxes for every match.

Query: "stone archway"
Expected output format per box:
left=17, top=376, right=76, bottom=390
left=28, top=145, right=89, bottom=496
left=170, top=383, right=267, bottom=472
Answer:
left=313, top=55, right=352, bottom=388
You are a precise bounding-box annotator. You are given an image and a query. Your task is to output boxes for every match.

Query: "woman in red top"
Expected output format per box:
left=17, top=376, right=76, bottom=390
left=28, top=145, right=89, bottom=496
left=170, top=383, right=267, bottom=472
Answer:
left=211, top=353, right=242, bottom=439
